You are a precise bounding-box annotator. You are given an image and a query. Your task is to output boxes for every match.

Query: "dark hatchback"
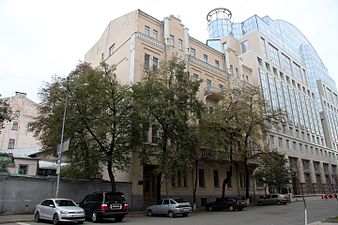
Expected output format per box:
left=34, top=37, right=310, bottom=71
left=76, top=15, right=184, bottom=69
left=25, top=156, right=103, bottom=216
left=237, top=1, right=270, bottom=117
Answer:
left=205, top=197, right=246, bottom=211
left=78, top=191, right=128, bottom=222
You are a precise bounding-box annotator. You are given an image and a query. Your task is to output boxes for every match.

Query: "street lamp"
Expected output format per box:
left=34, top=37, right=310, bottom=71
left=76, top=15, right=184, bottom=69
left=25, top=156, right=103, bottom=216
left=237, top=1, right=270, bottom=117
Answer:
left=55, top=82, right=88, bottom=198
left=55, top=95, right=68, bottom=198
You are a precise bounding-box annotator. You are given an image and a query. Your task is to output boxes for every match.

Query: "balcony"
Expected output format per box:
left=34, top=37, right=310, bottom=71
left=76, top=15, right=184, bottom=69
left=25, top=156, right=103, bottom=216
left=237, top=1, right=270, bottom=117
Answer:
left=205, top=85, right=224, bottom=101
left=188, top=56, right=228, bottom=78
left=136, top=32, right=165, bottom=50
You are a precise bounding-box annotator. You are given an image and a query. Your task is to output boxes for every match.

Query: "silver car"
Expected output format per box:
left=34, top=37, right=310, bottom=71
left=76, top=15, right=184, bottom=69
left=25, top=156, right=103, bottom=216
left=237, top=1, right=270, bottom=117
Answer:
left=34, top=198, right=85, bottom=224
left=146, top=198, right=192, bottom=218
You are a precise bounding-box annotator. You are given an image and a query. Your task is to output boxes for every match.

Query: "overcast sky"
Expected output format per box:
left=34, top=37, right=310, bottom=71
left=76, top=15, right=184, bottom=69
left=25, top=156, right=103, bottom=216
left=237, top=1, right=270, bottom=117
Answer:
left=0, top=0, right=337, bottom=102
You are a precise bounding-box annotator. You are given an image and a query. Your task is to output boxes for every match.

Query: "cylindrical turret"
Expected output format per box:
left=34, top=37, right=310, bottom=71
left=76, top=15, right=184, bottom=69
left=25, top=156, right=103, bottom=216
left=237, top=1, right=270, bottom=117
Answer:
left=207, top=8, right=233, bottom=39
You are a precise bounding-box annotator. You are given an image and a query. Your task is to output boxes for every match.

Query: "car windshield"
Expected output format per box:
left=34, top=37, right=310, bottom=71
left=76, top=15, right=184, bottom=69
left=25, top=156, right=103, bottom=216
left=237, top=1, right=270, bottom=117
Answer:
left=55, top=200, right=76, bottom=207
left=106, top=193, right=125, bottom=202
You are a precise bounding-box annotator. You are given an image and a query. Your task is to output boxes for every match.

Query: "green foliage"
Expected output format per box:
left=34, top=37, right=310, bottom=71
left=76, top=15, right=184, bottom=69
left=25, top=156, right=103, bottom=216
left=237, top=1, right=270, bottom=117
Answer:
left=0, top=153, right=14, bottom=173
left=132, top=56, right=203, bottom=179
left=33, top=62, right=133, bottom=191
left=0, top=97, right=12, bottom=132
left=254, top=151, right=290, bottom=189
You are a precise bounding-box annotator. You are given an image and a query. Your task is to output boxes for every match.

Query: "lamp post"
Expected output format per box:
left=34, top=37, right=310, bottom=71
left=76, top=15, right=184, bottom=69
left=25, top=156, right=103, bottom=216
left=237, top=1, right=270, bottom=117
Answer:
left=55, top=95, right=68, bottom=198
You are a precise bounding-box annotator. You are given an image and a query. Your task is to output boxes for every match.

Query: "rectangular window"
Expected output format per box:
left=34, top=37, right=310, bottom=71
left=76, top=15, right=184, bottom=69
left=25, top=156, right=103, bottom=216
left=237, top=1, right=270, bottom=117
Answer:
left=8, top=139, right=15, bottom=149
left=18, top=164, right=28, bottom=175
left=27, top=122, right=33, bottom=132
left=109, top=44, right=115, bottom=56
left=203, top=54, right=208, bottom=63
left=219, top=84, right=224, bottom=93
left=278, top=137, right=283, bottom=147
left=206, top=79, right=212, bottom=91
left=192, top=74, right=199, bottom=81
left=213, top=170, right=219, bottom=187
left=12, top=121, right=19, bottom=130
left=191, top=48, right=196, bottom=57
left=177, top=170, right=181, bottom=186
left=169, top=35, right=175, bottom=47
left=257, top=57, right=263, bottom=66
left=198, top=169, right=205, bottom=187
left=240, top=172, right=246, bottom=188
left=241, top=40, right=248, bottom=53
left=152, top=57, right=159, bottom=70
left=178, top=39, right=183, bottom=50
left=152, top=29, right=158, bottom=39
left=144, top=54, right=150, bottom=70
left=151, top=125, right=157, bottom=143
left=144, top=26, right=150, bottom=35
left=215, top=60, right=220, bottom=68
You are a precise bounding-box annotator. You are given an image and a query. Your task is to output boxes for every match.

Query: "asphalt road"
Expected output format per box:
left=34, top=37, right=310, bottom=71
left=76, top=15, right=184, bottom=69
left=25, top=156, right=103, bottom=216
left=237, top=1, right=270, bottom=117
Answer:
left=4, top=198, right=338, bottom=225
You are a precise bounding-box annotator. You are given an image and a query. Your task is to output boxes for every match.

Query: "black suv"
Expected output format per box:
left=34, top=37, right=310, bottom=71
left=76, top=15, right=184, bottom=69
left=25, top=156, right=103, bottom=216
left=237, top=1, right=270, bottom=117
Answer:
left=205, top=197, right=247, bottom=211
left=78, top=191, right=128, bottom=222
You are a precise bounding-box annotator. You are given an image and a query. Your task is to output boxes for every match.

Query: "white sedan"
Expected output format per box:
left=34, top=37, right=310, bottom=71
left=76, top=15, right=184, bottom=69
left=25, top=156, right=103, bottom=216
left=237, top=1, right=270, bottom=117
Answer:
left=146, top=198, right=192, bottom=218
left=34, top=198, right=85, bottom=224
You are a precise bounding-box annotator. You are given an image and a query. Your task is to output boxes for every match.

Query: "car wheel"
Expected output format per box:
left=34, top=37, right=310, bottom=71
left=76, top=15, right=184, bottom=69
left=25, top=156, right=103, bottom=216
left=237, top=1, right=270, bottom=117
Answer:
left=115, top=216, right=123, bottom=222
left=92, top=212, right=98, bottom=223
left=229, top=206, right=234, bottom=211
left=207, top=206, right=213, bottom=211
left=258, top=201, right=263, bottom=206
left=277, top=200, right=281, bottom=205
left=168, top=210, right=175, bottom=218
left=34, top=212, right=40, bottom=223
left=182, top=213, right=188, bottom=217
left=53, top=214, right=59, bottom=225
left=147, top=209, right=153, bottom=216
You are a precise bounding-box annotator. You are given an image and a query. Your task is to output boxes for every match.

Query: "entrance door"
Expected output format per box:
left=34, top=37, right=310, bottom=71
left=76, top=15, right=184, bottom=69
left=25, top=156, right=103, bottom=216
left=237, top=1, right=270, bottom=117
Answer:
left=143, top=165, right=161, bottom=203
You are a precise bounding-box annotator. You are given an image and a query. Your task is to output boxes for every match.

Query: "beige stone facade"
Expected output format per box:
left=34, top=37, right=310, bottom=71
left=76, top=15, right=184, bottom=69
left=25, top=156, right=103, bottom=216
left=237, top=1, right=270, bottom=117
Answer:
left=85, top=9, right=338, bottom=208
left=0, top=92, right=41, bottom=175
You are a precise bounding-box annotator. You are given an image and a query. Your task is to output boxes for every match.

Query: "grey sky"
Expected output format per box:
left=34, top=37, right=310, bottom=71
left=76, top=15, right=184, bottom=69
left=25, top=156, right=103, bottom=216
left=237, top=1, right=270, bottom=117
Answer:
left=0, top=0, right=337, bottom=102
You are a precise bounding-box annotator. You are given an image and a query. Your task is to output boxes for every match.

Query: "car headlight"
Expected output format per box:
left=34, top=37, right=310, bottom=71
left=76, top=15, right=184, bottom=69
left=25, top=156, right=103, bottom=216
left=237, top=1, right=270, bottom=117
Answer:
left=60, top=210, right=68, bottom=214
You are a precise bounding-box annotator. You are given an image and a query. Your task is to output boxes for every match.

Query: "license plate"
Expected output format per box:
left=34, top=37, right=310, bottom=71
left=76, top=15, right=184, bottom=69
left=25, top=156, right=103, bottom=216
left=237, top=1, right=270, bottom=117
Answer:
left=110, top=204, right=121, bottom=209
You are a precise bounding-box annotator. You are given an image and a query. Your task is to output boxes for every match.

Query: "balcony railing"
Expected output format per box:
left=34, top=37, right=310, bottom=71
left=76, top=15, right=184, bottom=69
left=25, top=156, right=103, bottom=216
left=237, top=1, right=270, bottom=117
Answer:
left=136, top=32, right=165, bottom=49
left=188, top=56, right=228, bottom=78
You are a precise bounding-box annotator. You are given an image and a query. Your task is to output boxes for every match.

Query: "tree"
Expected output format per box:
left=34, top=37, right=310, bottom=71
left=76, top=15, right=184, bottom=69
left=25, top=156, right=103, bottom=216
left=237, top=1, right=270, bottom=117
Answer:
left=254, top=151, right=290, bottom=193
left=132, top=56, right=203, bottom=196
left=0, top=97, right=12, bottom=133
left=201, top=85, right=284, bottom=200
left=33, top=62, right=133, bottom=191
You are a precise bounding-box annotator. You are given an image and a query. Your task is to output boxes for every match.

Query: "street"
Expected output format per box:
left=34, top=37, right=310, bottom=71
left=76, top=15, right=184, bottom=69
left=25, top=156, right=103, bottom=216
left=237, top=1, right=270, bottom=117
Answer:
left=3, top=198, right=338, bottom=225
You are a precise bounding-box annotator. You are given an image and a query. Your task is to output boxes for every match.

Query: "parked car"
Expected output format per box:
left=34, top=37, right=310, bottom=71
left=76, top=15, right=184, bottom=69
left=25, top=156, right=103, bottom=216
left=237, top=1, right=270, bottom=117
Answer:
left=146, top=198, right=192, bottom=218
left=78, top=191, right=128, bottom=222
left=205, top=197, right=247, bottom=211
left=257, top=194, right=288, bottom=206
left=34, top=198, right=85, bottom=225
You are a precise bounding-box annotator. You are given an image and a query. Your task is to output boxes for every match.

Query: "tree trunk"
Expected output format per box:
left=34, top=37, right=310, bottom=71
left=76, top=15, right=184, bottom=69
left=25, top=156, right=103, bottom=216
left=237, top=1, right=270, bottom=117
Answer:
left=193, top=160, right=198, bottom=210
left=107, top=160, right=116, bottom=192
left=244, top=159, right=250, bottom=200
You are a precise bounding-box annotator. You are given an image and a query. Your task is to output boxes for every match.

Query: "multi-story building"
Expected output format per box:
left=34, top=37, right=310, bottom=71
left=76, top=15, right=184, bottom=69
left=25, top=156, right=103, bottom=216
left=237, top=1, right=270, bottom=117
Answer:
left=85, top=8, right=337, bottom=208
left=205, top=8, right=338, bottom=195
left=0, top=92, right=41, bottom=175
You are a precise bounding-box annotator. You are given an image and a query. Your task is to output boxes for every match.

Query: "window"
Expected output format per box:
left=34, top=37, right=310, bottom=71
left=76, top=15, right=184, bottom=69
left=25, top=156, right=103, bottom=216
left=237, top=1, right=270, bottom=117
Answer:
left=213, top=170, right=219, bottom=187
left=257, top=57, right=263, bottom=66
left=203, top=54, right=208, bottom=63
left=240, top=172, right=246, bottom=188
left=177, top=170, right=181, bottom=186
left=191, top=48, right=196, bottom=57
left=152, top=57, right=159, bottom=70
left=192, top=74, right=199, bottom=81
left=278, top=137, right=283, bottom=147
left=215, top=60, right=220, bottom=68
left=241, top=40, right=248, bottom=53
left=14, top=110, right=21, bottom=117
left=144, top=26, right=150, bottom=35
left=178, top=39, right=183, bottom=50
left=206, top=79, right=212, bottom=91
left=109, top=44, right=115, bottom=56
left=269, top=135, right=274, bottom=146
left=152, top=29, right=158, bottom=39
left=219, top=84, right=224, bottom=93
left=12, top=121, right=19, bottom=130
left=198, top=169, right=205, bottom=187
left=144, top=54, right=150, bottom=70
left=286, top=140, right=291, bottom=149
left=151, top=125, right=157, bottom=143
left=18, top=164, right=28, bottom=175
left=27, top=122, right=33, bottom=132
left=169, top=35, right=175, bottom=46
left=8, top=139, right=15, bottom=149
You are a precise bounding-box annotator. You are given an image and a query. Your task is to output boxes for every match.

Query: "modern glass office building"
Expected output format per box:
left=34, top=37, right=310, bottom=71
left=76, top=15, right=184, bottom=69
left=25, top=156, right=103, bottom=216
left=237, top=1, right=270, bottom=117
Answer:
left=207, top=8, right=338, bottom=194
